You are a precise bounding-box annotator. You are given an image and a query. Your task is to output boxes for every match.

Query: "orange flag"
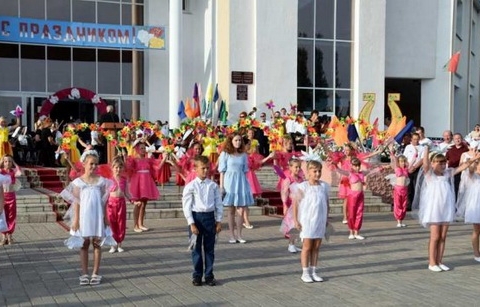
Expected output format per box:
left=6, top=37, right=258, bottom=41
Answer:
left=447, top=51, right=460, bottom=73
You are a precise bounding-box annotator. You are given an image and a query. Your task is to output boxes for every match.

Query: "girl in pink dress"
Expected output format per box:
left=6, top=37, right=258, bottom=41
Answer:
left=275, top=136, right=301, bottom=191
left=107, top=156, right=132, bottom=253
left=127, top=142, right=166, bottom=233
left=0, top=155, right=21, bottom=245
left=243, top=131, right=275, bottom=229
left=280, top=158, right=304, bottom=253
left=156, top=152, right=172, bottom=187
left=175, top=142, right=204, bottom=187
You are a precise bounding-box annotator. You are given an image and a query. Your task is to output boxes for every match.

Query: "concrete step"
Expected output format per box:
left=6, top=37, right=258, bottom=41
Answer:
left=126, top=206, right=264, bottom=221
left=17, top=212, right=57, bottom=223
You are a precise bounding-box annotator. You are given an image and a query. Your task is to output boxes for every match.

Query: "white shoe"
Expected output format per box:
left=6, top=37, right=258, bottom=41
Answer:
left=295, top=246, right=302, bottom=252
left=342, top=220, right=348, bottom=224
left=109, top=246, right=116, bottom=253
left=428, top=265, right=442, bottom=272
left=438, top=263, right=450, bottom=271
left=396, top=223, right=402, bottom=228
left=474, top=256, right=480, bottom=262
left=354, top=235, right=365, bottom=240
left=401, top=224, right=407, bottom=227
left=117, top=247, right=124, bottom=253
left=301, top=274, right=314, bottom=283
left=348, top=234, right=355, bottom=240
left=288, top=244, right=297, bottom=253
left=311, top=272, right=324, bottom=282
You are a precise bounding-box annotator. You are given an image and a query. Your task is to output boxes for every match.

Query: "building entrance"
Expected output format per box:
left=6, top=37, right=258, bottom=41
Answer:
left=385, top=78, right=421, bottom=126
left=49, top=99, right=95, bottom=124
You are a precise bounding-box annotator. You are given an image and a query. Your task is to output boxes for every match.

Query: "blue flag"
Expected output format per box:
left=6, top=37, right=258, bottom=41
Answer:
left=178, top=100, right=187, bottom=120
left=213, top=83, right=219, bottom=103
left=394, top=120, right=414, bottom=144
left=347, top=124, right=359, bottom=142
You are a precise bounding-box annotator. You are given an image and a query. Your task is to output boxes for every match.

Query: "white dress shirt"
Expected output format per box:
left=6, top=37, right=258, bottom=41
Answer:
left=182, top=177, right=223, bottom=225
left=285, top=119, right=296, bottom=134
left=403, top=144, right=424, bottom=166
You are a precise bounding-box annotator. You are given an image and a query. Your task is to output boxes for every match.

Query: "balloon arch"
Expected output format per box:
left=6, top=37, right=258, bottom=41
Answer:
left=39, top=87, right=108, bottom=118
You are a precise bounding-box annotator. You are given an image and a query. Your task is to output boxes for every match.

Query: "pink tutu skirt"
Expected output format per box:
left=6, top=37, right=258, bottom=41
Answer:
left=280, top=206, right=295, bottom=236
left=129, top=172, right=159, bottom=201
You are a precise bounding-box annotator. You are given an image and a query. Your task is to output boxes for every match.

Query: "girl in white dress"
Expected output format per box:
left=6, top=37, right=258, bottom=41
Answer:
left=293, top=160, right=329, bottom=283
left=60, top=150, right=112, bottom=285
left=455, top=150, right=480, bottom=263
left=417, top=146, right=478, bottom=272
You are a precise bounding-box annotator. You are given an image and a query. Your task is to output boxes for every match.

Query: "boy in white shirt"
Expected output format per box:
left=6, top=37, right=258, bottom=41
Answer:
left=182, top=156, right=223, bottom=286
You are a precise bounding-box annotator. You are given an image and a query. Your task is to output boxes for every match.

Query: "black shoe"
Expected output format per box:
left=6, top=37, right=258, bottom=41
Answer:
left=192, top=278, right=202, bottom=286
left=205, top=278, right=216, bottom=286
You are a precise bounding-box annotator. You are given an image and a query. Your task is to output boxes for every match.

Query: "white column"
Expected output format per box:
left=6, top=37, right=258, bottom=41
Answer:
left=353, top=0, right=386, bottom=126
left=169, top=0, right=182, bottom=128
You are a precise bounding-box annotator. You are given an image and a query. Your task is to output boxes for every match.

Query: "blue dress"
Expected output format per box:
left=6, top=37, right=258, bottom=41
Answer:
left=218, top=152, right=254, bottom=206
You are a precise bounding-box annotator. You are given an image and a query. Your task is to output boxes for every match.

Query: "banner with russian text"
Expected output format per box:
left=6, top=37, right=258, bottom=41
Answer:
left=0, top=16, right=165, bottom=50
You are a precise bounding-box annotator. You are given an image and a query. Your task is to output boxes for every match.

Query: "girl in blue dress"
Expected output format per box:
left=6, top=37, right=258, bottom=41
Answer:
left=218, top=133, right=254, bottom=244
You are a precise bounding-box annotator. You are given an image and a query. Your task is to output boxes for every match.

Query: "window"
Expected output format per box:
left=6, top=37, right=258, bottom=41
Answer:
left=0, top=44, right=20, bottom=91
left=456, top=0, right=463, bottom=38
left=297, top=0, right=353, bottom=116
left=21, top=45, right=46, bottom=92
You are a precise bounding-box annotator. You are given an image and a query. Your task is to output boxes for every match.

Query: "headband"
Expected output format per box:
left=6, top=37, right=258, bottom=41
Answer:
left=80, top=149, right=99, bottom=162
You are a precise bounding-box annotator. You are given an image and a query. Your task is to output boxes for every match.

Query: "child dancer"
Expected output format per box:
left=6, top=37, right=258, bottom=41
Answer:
left=389, top=151, right=410, bottom=227
left=293, top=160, right=329, bottom=283
left=280, top=158, right=304, bottom=253
left=244, top=134, right=275, bottom=229
left=182, top=156, right=223, bottom=286
left=417, top=146, right=478, bottom=272
left=59, top=150, right=112, bottom=285
left=127, top=142, right=166, bottom=233
left=107, top=156, right=133, bottom=253
left=333, top=157, right=380, bottom=240
left=455, top=153, right=480, bottom=263
left=218, top=133, right=254, bottom=244
left=0, top=155, right=21, bottom=245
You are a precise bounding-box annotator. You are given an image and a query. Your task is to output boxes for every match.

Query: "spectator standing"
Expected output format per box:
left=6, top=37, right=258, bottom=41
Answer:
left=446, top=133, right=469, bottom=200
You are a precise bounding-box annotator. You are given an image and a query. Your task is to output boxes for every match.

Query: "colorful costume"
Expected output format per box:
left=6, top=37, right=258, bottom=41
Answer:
left=393, top=167, right=409, bottom=221
left=280, top=172, right=304, bottom=235
left=347, top=172, right=365, bottom=231
left=127, top=157, right=159, bottom=201
left=107, top=177, right=128, bottom=244
left=0, top=170, right=16, bottom=235
left=156, top=153, right=172, bottom=184
left=246, top=150, right=265, bottom=196
left=0, top=127, right=13, bottom=158
left=69, top=134, right=81, bottom=163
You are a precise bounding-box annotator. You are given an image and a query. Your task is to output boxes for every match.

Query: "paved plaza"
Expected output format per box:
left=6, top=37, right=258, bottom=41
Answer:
left=1, top=213, right=480, bottom=306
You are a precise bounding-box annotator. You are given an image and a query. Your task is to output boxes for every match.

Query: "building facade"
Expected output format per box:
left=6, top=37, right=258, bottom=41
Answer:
left=0, top=0, right=479, bottom=137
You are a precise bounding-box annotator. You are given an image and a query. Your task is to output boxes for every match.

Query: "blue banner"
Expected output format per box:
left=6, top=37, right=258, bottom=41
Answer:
left=0, top=16, right=165, bottom=50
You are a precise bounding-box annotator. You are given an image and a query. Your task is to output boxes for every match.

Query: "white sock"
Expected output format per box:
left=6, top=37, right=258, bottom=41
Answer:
left=310, top=266, right=317, bottom=274
left=302, top=267, right=309, bottom=276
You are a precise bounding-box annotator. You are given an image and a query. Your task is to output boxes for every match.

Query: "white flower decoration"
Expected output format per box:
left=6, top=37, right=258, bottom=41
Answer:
left=68, top=88, right=81, bottom=99
left=91, top=94, right=101, bottom=104
left=299, top=146, right=323, bottom=162
left=137, top=30, right=154, bottom=47
left=49, top=95, right=59, bottom=104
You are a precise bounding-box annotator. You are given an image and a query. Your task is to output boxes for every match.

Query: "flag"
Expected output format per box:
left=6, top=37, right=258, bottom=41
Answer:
left=394, top=120, right=414, bottom=144
left=347, top=124, right=359, bottom=142
left=213, top=84, right=219, bottom=103
left=205, top=101, right=213, bottom=119
left=200, top=98, right=206, bottom=117
left=206, top=83, right=213, bottom=102
left=185, top=98, right=195, bottom=119
left=192, top=83, right=201, bottom=117
left=177, top=100, right=187, bottom=120
left=218, top=100, right=227, bottom=123
left=445, top=51, right=460, bottom=73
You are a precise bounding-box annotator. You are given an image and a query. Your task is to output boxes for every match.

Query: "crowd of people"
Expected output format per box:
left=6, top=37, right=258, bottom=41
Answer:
left=3, top=105, right=480, bottom=286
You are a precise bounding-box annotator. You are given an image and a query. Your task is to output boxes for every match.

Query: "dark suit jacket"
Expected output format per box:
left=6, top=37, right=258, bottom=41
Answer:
left=99, top=112, right=120, bottom=124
